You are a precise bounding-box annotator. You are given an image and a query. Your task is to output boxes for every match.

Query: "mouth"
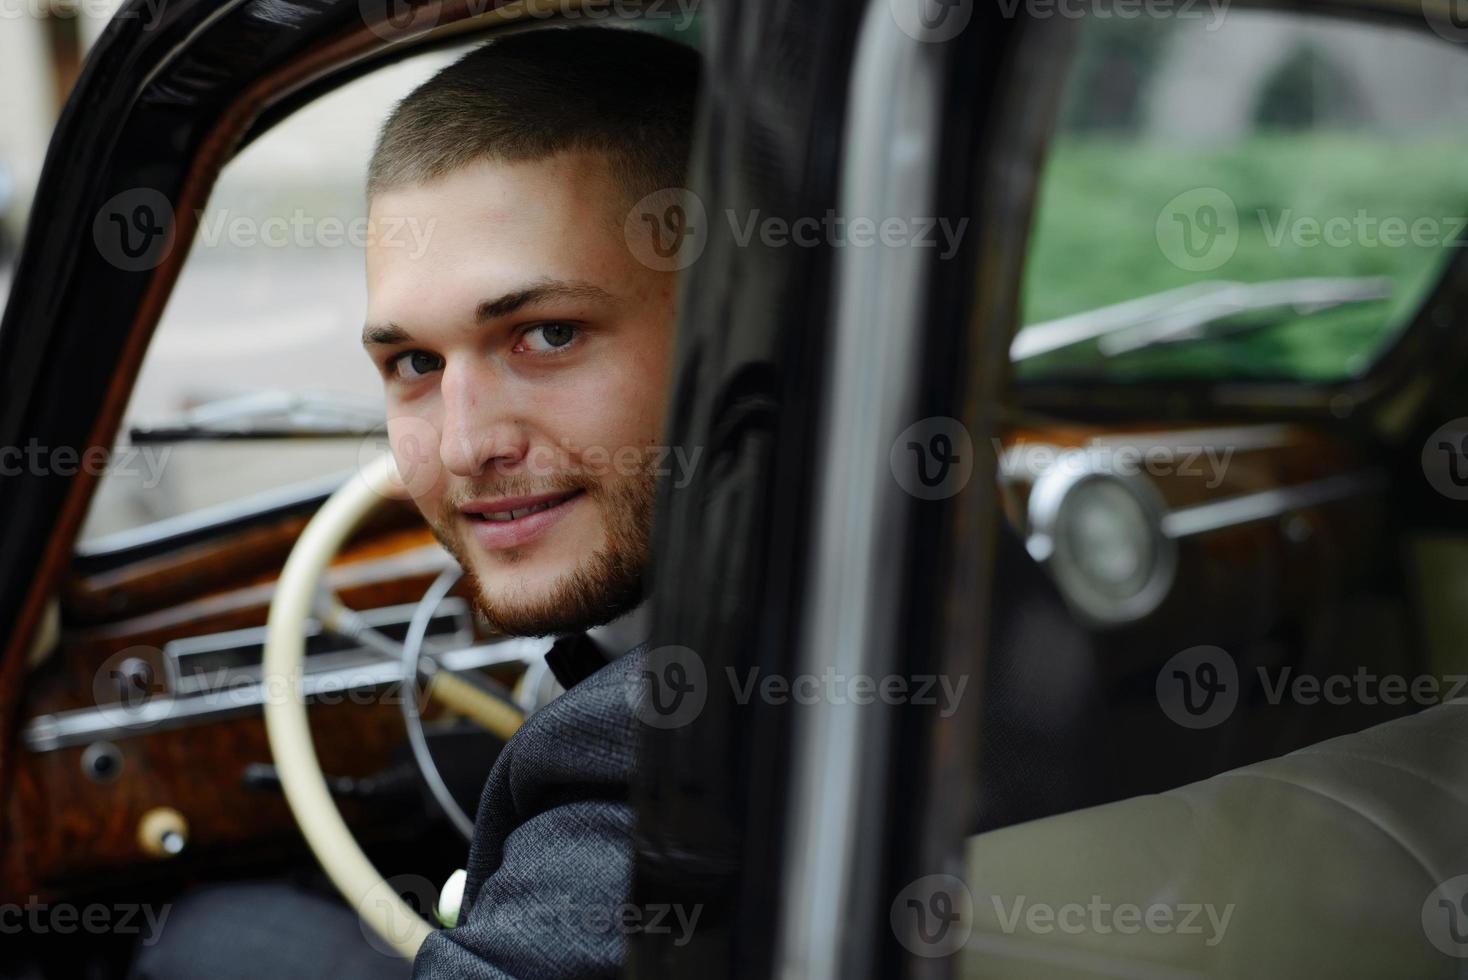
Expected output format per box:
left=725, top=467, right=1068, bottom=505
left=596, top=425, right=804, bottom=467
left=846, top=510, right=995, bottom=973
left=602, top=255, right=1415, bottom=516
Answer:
left=464, top=489, right=583, bottom=522
left=460, top=489, right=586, bottom=551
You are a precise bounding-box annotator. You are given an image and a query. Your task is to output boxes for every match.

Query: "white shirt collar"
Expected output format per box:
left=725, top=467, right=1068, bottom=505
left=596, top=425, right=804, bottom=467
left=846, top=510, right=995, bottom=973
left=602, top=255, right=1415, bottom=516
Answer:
left=583, top=600, right=651, bottom=660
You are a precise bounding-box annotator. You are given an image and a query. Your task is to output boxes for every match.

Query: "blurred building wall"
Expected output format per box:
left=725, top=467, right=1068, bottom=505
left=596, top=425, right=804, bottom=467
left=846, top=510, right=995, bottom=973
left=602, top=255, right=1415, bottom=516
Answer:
left=0, top=0, right=124, bottom=236
left=0, top=15, right=55, bottom=233
left=1146, top=13, right=1468, bottom=143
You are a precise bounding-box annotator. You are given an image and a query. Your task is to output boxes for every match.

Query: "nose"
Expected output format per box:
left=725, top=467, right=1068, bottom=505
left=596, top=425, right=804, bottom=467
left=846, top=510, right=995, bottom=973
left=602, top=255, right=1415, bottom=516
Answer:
left=437, top=359, right=529, bottom=478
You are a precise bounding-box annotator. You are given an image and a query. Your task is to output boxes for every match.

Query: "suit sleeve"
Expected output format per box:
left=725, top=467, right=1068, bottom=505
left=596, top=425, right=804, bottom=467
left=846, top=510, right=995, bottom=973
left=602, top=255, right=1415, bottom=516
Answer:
left=412, top=651, right=644, bottom=980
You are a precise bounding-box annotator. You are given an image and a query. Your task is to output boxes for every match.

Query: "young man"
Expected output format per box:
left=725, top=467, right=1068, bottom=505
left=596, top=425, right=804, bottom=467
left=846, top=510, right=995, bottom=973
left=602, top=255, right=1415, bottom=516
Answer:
left=362, top=26, right=699, bottom=979
left=126, top=28, right=698, bottom=980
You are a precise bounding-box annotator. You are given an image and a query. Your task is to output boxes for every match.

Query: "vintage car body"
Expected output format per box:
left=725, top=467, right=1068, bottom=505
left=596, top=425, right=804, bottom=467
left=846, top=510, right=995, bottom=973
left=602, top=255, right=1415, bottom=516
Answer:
left=0, top=0, right=1465, bottom=977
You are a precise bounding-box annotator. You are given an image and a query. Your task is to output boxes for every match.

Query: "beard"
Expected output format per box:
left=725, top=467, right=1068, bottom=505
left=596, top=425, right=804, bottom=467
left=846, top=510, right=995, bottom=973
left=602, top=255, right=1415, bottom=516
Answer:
left=426, top=469, right=655, bottom=637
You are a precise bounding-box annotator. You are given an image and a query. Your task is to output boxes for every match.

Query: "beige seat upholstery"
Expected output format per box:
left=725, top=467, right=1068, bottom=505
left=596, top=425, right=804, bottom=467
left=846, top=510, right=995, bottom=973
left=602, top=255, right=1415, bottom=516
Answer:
left=962, top=700, right=1468, bottom=978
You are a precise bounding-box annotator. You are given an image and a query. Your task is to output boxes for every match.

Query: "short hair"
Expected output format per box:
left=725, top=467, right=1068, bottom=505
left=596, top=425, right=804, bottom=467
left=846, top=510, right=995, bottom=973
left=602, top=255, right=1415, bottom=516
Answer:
left=367, top=26, right=700, bottom=208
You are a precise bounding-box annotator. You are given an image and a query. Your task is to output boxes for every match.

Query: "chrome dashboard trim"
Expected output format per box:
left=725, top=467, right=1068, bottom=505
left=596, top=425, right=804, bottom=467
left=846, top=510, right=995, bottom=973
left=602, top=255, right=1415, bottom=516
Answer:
left=21, top=637, right=550, bottom=753
left=164, top=598, right=471, bottom=695
left=1161, top=470, right=1388, bottom=539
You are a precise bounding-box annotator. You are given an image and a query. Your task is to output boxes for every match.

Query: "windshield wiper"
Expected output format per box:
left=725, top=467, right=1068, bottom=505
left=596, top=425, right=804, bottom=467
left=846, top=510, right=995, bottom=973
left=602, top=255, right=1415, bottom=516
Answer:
left=1011, top=276, right=1394, bottom=361
left=128, top=390, right=385, bottom=443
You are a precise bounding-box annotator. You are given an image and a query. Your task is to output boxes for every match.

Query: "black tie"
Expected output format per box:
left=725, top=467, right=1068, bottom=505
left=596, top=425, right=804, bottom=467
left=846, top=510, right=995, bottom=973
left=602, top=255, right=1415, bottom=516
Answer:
left=544, top=632, right=609, bottom=690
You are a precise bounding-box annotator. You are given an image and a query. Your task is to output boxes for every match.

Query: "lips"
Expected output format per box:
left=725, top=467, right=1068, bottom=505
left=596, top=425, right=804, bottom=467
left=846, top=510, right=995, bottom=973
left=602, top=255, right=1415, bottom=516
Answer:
left=468, top=493, right=575, bottom=522
left=461, top=489, right=584, bottom=551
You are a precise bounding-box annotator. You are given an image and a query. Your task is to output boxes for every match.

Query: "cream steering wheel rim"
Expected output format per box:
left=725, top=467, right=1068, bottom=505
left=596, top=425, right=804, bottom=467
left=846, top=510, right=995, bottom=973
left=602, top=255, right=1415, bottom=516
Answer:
left=262, top=453, right=433, bottom=960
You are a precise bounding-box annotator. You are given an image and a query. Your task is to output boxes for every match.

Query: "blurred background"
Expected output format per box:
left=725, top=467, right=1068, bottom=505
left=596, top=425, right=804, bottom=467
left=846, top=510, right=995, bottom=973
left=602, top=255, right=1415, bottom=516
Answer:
left=0, top=0, right=108, bottom=304
left=1014, top=13, right=1468, bottom=383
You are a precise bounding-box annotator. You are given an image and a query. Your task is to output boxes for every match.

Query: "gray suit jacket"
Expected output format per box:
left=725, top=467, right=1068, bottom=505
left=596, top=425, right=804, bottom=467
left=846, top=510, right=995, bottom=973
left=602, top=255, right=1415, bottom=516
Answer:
left=413, top=646, right=645, bottom=979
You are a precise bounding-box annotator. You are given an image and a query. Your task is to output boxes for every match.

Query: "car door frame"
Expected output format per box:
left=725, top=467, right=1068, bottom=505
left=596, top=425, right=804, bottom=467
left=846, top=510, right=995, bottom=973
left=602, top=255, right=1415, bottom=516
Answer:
left=631, top=1, right=1027, bottom=977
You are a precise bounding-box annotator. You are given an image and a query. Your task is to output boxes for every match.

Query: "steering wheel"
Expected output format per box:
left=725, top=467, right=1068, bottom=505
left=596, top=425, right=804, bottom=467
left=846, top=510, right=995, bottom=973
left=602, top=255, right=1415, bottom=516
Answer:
left=261, top=453, right=524, bottom=959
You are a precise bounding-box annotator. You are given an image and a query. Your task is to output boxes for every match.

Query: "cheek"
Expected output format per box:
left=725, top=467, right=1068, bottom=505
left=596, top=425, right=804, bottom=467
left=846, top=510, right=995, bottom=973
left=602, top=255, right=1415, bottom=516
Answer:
left=552, top=359, right=668, bottom=456
left=385, top=414, right=445, bottom=502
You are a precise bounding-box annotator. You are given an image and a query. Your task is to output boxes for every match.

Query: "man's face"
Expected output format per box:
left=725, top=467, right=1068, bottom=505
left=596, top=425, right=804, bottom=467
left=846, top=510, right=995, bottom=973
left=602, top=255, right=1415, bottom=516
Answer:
left=364, top=150, right=676, bottom=635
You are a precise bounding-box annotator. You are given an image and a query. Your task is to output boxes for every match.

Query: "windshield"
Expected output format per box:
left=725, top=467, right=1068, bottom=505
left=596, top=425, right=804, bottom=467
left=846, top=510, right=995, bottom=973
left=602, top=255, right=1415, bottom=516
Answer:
left=1013, top=12, right=1468, bottom=385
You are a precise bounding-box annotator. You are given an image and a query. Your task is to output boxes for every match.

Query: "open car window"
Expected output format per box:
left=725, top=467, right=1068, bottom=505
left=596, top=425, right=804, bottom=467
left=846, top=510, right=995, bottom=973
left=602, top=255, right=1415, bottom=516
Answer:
left=1011, top=10, right=1468, bottom=384
left=75, top=45, right=468, bottom=549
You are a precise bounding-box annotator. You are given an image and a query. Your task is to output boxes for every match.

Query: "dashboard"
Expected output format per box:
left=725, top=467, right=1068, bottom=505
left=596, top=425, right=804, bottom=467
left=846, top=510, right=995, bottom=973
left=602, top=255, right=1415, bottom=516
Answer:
left=5, top=418, right=1392, bottom=898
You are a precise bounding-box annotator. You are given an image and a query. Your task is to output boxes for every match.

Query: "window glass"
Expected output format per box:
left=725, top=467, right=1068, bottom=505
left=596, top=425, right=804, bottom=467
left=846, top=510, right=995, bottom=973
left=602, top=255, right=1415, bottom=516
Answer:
left=1012, top=12, right=1468, bottom=384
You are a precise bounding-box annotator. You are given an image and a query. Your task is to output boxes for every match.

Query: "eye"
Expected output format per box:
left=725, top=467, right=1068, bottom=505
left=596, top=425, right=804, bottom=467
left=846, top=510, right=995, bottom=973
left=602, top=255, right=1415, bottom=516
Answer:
left=390, top=350, right=443, bottom=381
left=518, top=322, right=580, bottom=353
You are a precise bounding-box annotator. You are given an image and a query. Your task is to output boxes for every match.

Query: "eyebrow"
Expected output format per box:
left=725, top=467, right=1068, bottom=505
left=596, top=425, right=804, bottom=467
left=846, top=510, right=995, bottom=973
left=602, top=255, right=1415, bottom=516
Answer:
left=361, top=278, right=618, bottom=349
left=477, top=279, right=616, bottom=322
left=362, top=323, right=413, bottom=347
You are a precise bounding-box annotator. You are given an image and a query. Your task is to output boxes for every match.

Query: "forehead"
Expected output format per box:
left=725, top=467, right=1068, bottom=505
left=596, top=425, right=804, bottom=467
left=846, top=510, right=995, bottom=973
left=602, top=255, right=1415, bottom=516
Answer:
left=365, top=150, right=635, bottom=304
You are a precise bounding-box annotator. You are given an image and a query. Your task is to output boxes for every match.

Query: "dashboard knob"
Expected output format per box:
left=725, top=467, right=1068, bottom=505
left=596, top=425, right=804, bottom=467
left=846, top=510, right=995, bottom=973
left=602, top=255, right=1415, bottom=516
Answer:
left=137, top=806, right=188, bottom=858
